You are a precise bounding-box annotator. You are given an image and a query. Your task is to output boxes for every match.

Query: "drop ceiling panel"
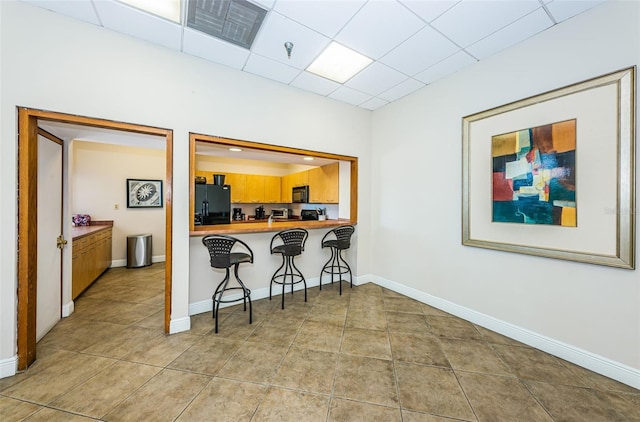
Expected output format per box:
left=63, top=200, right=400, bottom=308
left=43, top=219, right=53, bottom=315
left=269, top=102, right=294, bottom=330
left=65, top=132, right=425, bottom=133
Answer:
left=291, top=72, right=341, bottom=96
left=243, top=54, right=301, bottom=84
left=431, top=0, right=541, bottom=47
left=182, top=28, right=250, bottom=69
left=93, top=0, right=182, bottom=50
left=359, top=97, right=388, bottom=111
left=379, top=25, right=460, bottom=76
left=379, top=78, right=425, bottom=102
left=328, top=86, right=372, bottom=106
left=466, top=8, right=553, bottom=60
left=335, top=0, right=425, bottom=59
left=414, top=50, right=477, bottom=84
left=250, top=12, right=331, bottom=69
left=273, top=0, right=366, bottom=38
left=345, top=62, right=407, bottom=96
left=22, top=0, right=101, bottom=25
left=399, top=0, right=458, bottom=23
left=546, top=0, right=607, bottom=23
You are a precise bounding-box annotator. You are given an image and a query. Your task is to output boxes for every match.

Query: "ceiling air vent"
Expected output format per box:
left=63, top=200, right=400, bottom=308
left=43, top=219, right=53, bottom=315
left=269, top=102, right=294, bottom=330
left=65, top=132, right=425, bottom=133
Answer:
left=187, top=0, right=267, bottom=50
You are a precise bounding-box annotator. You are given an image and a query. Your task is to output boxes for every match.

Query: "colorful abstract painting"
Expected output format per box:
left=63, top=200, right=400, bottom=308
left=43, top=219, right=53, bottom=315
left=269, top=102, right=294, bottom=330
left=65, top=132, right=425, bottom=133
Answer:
left=492, top=120, right=576, bottom=226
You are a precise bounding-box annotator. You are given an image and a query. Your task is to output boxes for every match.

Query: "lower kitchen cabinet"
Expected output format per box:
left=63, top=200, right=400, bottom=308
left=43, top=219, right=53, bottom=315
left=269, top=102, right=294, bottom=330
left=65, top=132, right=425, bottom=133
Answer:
left=72, top=226, right=112, bottom=299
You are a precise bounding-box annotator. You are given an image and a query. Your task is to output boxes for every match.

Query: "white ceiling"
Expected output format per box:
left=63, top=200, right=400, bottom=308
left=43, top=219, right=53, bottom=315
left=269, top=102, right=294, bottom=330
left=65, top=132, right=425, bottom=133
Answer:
left=23, top=0, right=606, bottom=111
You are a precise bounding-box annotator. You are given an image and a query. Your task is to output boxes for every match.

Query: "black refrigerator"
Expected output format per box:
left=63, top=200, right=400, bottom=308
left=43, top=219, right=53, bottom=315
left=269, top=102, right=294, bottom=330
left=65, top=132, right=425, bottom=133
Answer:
left=195, top=184, right=231, bottom=225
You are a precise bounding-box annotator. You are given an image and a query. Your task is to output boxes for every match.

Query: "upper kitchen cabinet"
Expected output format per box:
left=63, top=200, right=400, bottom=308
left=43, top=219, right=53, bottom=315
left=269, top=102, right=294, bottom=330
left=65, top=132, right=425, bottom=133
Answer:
left=225, top=173, right=246, bottom=203
left=308, top=163, right=339, bottom=204
left=264, top=176, right=281, bottom=203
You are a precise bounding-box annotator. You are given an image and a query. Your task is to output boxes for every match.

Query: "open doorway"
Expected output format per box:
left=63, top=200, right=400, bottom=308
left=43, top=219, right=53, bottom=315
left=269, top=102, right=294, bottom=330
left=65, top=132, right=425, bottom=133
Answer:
left=17, top=107, right=173, bottom=370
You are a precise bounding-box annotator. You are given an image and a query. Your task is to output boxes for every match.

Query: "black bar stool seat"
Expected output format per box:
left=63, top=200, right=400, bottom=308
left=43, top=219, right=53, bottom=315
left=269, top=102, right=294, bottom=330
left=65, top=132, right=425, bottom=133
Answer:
left=202, top=235, right=254, bottom=333
left=270, top=228, right=308, bottom=309
left=320, top=225, right=355, bottom=295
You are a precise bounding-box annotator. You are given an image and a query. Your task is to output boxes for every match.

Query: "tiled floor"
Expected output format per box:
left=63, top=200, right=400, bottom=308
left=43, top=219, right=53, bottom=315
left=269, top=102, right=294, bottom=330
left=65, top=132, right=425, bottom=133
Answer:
left=1, top=263, right=638, bottom=421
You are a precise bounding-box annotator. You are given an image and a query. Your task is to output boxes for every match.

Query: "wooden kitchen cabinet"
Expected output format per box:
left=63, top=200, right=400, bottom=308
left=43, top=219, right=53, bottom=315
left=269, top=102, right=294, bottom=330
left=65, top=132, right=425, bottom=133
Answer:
left=308, top=163, right=339, bottom=203
left=244, top=174, right=264, bottom=203
left=225, top=173, right=246, bottom=203
left=281, top=174, right=292, bottom=202
left=72, top=226, right=112, bottom=299
left=264, top=176, right=281, bottom=203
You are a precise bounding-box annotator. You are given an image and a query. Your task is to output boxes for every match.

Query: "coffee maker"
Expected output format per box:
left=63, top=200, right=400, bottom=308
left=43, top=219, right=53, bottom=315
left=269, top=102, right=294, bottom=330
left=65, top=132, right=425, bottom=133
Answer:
left=255, top=205, right=266, bottom=220
left=233, top=208, right=242, bottom=221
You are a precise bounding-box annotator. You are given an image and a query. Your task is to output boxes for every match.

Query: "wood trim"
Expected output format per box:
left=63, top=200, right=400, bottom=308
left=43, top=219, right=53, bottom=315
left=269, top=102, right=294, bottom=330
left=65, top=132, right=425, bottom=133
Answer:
left=17, top=107, right=174, bottom=370
left=17, top=109, right=38, bottom=370
left=37, top=128, right=64, bottom=146
left=190, top=133, right=359, bottom=224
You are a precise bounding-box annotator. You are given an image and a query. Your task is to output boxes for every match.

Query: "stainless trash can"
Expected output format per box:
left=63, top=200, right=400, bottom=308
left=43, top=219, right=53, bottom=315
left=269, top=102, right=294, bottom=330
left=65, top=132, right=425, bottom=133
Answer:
left=127, top=234, right=152, bottom=268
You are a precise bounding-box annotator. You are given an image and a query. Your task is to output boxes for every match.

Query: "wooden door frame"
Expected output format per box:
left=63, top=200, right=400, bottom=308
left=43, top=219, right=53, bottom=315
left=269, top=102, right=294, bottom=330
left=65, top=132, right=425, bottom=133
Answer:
left=17, top=107, right=173, bottom=370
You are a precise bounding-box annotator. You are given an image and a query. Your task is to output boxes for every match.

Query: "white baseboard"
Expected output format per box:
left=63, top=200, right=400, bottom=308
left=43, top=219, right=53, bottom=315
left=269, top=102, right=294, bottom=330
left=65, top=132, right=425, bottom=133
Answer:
left=111, top=255, right=165, bottom=268
left=0, top=355, right=17, bottom=379
left=62, top=300, right=74, bottom=317
left=367, top=274, right=640, bottom=390
left=169, top=316, right=191, bottom=334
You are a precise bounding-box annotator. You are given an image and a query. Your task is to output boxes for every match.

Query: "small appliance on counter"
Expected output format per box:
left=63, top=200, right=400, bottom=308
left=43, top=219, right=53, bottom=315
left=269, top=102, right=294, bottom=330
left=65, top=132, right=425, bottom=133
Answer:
left=233, top=207, right=243, bottom=221
left=194, top=176, right=206, bottom=184
left=301, top=209, right=319, bottom=220
left=255, top=205, right=266, bottom=220
left=271, top=208, right=289, bottom=219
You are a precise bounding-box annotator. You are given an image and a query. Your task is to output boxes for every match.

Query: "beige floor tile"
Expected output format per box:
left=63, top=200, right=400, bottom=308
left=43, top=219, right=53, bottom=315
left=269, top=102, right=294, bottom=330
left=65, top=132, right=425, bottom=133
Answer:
left=493, top=344, right=588, bottom=386
left=381, top=288, right=406, bottom=298
left=597, top=390, right=640, bottom=421
left=474, top=325, right=530, bottom=347
left=82, top=325, right=163, bottom=359
left=401, top=410, right=462, bottom=421
left=525, top=380, right=632, bottom=421
left=272, top=347, right=339, bottom=394
left=0, top=395, right=42, bottom=420
left=345, top=307, right=387, bottom=331
left=37, top=316, right=127, bottom=352
left=217, top=341, right=288, bottom=383
left=385, top=311, right=430, bottom=334
left=49, top=361, right=161, bottom=418
left=426, top=316, right=483, bottom=341
left=103, top=369, right=210, bottom=421
left=333, top=354, right=398, bottom=407
left=395, top=362, right=475, bottom=420
left=168, top=336, right=241, bottom=375
left=457, top=371, right=552, bottom=421
left=341, top=327, right=392, bottom=360
left=328, top=398, right=401, bottom=421
left=561, top=359, right=640, bottom=395
left=383, top=296, right=424, bottom=313
left=252, top=387, right=330, bottom=422
left=389, top=332, right=449, bottom=367
left=121, top=332, right=201, bottom=367
left=176, top=377, right=267, bottom=421
left=439, top=338, right=512, bottom=376
left=132, top=308, right=165, bottom=330
left=419, top=303, right=452, bottom=317
left=293, top=320, right=344, bottom=352
left=213, top=312, right=261, bottom=340
left=2, top=351, right=115, bottom=405
left=306, top=303, right=348, bottom=326
left=248, top=315, right=302, bottom=346
left=23, top=407, right=97, bottom=421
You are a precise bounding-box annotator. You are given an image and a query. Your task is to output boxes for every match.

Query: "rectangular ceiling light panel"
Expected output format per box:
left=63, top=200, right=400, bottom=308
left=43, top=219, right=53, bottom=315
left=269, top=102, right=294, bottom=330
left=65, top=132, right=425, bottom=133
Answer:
left=187, top=0, right=267, bottom=49
left=118, top=0, right=182, bottom=22
left=307, top=42, right=373, bottom=84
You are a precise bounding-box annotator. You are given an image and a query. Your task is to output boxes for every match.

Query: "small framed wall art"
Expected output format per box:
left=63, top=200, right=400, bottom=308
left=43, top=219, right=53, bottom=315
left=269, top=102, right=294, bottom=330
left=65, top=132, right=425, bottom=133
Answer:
left=127, top=178, right=163, bottom=208
left=462, top=67, right=635, bottom=269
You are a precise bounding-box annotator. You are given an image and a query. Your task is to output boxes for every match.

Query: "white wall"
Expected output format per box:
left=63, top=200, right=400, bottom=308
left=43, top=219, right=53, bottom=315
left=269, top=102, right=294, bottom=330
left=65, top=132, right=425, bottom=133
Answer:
left=71, top=141, right=166, bottom=263
left=0, top=1, right=372, bottom=373
left=371, top=0, right=639, bottom=384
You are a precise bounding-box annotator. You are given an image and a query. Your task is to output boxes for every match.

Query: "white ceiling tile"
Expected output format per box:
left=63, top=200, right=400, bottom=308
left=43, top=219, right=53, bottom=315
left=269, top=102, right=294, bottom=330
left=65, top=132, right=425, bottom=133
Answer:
left=359, top=97, right=388, bottom=110
left=252, top=0, right=276, bottom=9
left=345, top=61, right=408, bottom=96
left=379, top=25, right=460, bottom=76
left=545, top=0, right=606, bottom=23
left=414, top=50, right=476, bottom=84
left=183, top=28, right=249, bottom=70
left=251, top=11, right=331, bottom=69
left=378, top=78, right=425, bottom=102
left=290, top=71, right=341, bottom=96
left=466, top=8, right=553, bottom=60
left=335, top=0, right=425, bottom=59
left=328, top=86, right=372, bottom=106
left=21, top=0, right=101, bottom=25
left=399, top=0, right=459, bottom=22
left=431, top=0, right=541, bottom=47
left=243, top=54, right=301, bottom=84
left=274, top=0, right=366, bottom=38
left=93, top=0, right=182, bottom=50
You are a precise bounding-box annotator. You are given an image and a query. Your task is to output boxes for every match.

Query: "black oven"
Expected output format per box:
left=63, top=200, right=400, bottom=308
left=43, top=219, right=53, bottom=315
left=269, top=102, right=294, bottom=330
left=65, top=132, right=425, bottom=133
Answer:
left=292, top=185, right=309, bottom=203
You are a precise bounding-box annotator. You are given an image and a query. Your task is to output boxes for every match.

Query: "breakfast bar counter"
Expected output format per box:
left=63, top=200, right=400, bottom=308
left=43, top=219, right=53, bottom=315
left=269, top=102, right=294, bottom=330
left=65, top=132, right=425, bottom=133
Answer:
left=190, top=218, right=356, bottom=236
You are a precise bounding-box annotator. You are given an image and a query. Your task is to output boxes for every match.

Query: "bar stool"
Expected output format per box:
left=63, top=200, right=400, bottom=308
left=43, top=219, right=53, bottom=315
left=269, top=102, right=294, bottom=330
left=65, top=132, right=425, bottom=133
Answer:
left=269, top=228, right=308, bottom=309
left=320, top=225, right=355, bottom=295
left=202, top=234, right=253, bottom=333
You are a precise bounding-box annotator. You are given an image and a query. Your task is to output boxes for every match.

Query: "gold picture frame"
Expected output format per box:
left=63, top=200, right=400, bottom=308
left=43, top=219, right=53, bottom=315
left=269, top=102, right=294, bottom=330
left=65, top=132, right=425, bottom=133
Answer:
left=462, top=67, right=635, bottom=269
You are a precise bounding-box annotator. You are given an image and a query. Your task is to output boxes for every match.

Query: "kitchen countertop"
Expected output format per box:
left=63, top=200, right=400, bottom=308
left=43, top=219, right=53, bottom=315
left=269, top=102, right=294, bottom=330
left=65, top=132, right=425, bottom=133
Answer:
left=71, top=221, right=113, bottom=240
left=191, top=218, right=355, bottom=236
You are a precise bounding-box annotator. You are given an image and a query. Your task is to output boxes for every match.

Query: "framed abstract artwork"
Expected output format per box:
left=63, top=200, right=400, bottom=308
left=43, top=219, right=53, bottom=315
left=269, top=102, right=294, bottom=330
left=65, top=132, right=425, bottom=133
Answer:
left=127, top=179, right=163, bottom=208
left=462, top=67, right=635, bottom=269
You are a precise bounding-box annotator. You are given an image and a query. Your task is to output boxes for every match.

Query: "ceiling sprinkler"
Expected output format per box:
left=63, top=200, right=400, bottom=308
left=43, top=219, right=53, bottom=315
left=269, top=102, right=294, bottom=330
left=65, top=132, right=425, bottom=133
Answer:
left=284, top=41, right=293, bottom=59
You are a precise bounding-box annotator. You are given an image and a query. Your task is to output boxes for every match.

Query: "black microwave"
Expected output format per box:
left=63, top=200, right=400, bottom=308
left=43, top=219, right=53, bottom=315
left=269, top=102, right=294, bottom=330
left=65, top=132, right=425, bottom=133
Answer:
left=292, top=185, right=309, bottom=203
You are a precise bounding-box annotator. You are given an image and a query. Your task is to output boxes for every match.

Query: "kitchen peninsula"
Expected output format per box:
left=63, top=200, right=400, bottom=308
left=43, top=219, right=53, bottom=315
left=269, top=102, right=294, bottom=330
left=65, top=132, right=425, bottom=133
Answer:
left=191, top=217, right=355, bottom=236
